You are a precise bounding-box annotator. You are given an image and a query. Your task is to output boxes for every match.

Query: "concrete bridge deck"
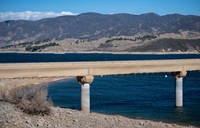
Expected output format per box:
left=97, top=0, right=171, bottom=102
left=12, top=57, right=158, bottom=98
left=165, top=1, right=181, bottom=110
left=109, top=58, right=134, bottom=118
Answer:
left=0, top=59, right=200, bottom=112
left=0, top=59, right=199, bottom=78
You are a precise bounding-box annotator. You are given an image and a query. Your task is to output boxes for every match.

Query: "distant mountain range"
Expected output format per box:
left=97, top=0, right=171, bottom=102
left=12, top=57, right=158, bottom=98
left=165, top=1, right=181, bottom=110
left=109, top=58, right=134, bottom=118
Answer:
left=0, top=12, right=200, bottom=46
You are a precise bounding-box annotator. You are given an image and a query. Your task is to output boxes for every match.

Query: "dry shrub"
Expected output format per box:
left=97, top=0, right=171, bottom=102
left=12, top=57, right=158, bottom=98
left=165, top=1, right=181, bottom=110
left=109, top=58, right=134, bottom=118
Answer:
left=1, top=84, right=52, bottom=115
left=0, top=82, right=16, bottom=100
left=0, top=85, right=8, bottom=100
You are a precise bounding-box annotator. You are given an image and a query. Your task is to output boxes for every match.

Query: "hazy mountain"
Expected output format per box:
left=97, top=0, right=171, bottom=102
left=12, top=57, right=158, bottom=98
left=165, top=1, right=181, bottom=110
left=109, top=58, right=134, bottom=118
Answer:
left=0, top=12, right=200, bottom=46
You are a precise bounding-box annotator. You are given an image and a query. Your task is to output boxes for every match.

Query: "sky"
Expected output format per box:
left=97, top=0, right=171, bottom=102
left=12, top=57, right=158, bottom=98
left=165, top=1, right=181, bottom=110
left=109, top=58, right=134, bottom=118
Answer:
left=0, top=0, right=200, bottom=22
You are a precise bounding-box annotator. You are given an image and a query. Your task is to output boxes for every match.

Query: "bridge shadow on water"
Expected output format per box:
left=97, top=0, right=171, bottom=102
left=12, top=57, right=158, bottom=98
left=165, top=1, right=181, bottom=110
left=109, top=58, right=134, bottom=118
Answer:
left=47, top=71, right=200, bottom=127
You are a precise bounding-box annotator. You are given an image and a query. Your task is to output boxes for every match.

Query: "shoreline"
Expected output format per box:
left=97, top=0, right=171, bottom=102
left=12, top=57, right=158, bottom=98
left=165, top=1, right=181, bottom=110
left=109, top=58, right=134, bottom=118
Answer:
left=0, top=51, right=199, bottom=54
left=0, top=100, right=198, bottom=128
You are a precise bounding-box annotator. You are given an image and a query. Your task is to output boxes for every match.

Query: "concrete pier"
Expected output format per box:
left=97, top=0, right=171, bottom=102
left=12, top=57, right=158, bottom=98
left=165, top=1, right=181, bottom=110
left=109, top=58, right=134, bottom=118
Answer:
left=77, top=76, right=94, bottom=113
left=175, top=77, right=183, bottom=107
left=81, top=83, right=90, bottom=113
left=172, top=71, right=187, bottom=107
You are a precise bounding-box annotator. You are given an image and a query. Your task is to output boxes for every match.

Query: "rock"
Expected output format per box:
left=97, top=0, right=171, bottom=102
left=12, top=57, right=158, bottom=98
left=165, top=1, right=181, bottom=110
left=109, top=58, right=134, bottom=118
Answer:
left=13, top=122, right=18, bottom=126
left=44, top=121, right=51, bottom=127
left=73, top=119, right=78, bottom=122
left=139, top=121, right=146, bottom=126
left=36, top=118, right=45, bottom=127
left=60, top=116, right=65, bottom=120
left=36, top=122, right=43, bottom=127
left=25, top=119, right=32, bottom=124
left=72, top=119, right=79, bottom=124
left=5, top=118, right=15, bottom=123
left=25, top=122, right=36, bottom=128
left=46, top=123, right=52, bottom=128
left=54, top=113, right=59, bottom=118
left=54, top=124, right=61, bottom=128
left=66, top=111, right=72, bottom=114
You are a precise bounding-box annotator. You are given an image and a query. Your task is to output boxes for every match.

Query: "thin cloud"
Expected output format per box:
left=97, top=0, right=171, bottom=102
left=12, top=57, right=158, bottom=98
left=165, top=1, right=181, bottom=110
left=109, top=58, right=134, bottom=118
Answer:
left=0, top=11, right=76, bottom=22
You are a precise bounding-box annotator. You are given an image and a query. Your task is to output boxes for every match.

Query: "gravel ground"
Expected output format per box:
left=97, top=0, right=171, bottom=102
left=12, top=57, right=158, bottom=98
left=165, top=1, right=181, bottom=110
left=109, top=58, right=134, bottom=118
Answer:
left=0, top=101, right=197, bottom=128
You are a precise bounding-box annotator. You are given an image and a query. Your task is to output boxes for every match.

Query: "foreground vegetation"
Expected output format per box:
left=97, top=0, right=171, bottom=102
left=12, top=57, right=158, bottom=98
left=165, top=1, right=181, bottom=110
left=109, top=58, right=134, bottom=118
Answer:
left=0, top=84, right=52, bottom=115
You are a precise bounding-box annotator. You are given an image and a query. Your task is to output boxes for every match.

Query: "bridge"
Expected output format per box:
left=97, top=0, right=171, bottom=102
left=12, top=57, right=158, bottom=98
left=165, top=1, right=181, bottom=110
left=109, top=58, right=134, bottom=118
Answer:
left=0, top=59, right=200, bottom=113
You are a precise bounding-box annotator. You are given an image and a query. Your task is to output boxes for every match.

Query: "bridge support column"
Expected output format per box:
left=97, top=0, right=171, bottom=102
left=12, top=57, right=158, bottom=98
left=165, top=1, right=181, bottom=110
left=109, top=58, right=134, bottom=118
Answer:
left=171, top=71, right=187, bottom=107
left=76, top=76, right=94, bottom=113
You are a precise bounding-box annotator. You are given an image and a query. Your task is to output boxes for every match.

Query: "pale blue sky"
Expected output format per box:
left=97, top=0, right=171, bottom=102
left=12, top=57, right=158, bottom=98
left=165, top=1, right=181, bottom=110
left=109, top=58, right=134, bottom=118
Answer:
left=0, top=0, right=200, bottom=21
left=0, top=0, right=200, bottom=15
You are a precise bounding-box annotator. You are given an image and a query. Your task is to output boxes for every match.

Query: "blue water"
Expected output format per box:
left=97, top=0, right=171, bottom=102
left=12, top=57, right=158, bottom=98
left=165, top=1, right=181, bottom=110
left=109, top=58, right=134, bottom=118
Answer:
left=0, top=53, right=200, bottom=63
left=0, top=53, right=200, bottom=126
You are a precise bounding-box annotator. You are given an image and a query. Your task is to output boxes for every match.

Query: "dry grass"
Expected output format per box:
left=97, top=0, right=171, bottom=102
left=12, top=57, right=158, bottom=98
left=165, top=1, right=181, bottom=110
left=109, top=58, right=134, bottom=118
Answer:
left=1, top=84, right=52, bottom=115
